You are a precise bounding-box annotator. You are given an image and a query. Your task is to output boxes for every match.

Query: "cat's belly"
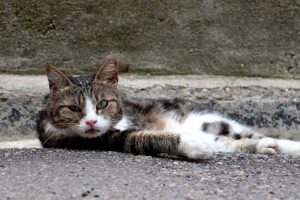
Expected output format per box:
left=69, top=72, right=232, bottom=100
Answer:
left=150, top=112, right=246, bottom=135
left=149, top=112, right=207, bottom=134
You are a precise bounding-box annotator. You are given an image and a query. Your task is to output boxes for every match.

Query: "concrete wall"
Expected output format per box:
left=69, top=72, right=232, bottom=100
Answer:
left=0, top=0, right=299, bottom=78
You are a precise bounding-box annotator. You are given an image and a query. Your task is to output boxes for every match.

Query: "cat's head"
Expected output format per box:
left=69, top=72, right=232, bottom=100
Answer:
left=45, top=59, right=123, bottom=138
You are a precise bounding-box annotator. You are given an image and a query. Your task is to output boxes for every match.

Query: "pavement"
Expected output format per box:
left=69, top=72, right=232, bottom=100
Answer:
left=0, top=137, right=299, bottom=199
left=0, top=149, right=299, bottom=200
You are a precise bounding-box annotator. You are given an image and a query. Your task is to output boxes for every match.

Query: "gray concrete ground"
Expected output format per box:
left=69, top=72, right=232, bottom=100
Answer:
left=0, top=149, right=299, bottom=200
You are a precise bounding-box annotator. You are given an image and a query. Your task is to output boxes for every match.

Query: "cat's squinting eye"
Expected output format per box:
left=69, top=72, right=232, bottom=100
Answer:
left=68, top=105, right=82, bottom=112
left=97, top=100, right=108, bottom=110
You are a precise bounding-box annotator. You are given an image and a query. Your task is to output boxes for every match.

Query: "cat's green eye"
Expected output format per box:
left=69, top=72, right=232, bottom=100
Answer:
left=68, top=105, right=81, bottom=112
left=97, top=100, right=108, bottom=110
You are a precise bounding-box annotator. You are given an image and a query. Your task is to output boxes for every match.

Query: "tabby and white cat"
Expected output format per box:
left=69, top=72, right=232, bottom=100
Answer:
left=37, top=59, right=300, bottom=159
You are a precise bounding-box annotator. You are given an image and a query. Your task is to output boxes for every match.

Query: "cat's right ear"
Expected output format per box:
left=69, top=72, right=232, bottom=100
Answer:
left=46, top=64, right=74, bottom=91
left=92, top=59, right=119, bottom=86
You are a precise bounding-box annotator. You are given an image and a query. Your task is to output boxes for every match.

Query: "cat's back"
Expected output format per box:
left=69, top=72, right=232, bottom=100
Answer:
left=122, top=97, right=214, bottom=131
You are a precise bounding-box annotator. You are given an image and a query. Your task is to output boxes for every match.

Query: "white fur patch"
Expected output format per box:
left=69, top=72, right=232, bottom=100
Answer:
left=113, top=115, right=131, bottom=131
left=84, top=98, right=98, bottom=122
left=257, top=137, right=279, bottom=155
left=277, top=139, right=300, bottom=156
left=162, top=112, right=249, bottom=135
left=178, top=133, right=213, bottom=159
left=77, top=98, right=111, bottom=138
left=161, top=112, right=252, bottom=154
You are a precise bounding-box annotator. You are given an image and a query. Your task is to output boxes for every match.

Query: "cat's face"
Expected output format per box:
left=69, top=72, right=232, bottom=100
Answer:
left=46, top=59, right=123, bottom=138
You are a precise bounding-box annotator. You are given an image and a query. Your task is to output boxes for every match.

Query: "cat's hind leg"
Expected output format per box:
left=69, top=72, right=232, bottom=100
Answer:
left=213, top=136, right=300, bottom=156
left=198, top=113, right=264, bottom=140
left=212, top=136, right=279, bottom=154
left=196, top=113, right=300, bottom=155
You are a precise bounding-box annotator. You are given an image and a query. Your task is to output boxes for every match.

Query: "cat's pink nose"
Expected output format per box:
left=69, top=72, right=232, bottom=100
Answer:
left=86, top=120, right=97, bottom=127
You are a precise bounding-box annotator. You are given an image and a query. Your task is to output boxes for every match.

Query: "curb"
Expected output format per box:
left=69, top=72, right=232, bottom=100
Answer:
left=1, top=75, right=299, bottom=140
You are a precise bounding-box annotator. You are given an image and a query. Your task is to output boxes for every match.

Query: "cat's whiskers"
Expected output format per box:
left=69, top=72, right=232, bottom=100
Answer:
left=41, top=133, right=57, bottom=146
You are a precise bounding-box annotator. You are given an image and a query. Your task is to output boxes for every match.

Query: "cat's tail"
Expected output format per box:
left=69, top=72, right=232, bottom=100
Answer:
left=277, top=139, right=300, bottom=156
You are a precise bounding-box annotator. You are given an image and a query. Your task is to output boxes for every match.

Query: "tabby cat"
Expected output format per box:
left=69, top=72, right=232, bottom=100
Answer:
left=37, top=59, right=300, bottom=159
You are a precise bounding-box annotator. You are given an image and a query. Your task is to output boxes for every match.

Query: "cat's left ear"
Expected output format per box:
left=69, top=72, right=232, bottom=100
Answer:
left=93, top=59, right=119, bottom=86
left=46, top=64, right=74, bottom=91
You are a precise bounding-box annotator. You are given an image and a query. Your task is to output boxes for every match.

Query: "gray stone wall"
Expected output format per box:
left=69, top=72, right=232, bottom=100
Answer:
left=1, top=83, right=300, bottom=140
left=0, top=0, right=300, bottom=77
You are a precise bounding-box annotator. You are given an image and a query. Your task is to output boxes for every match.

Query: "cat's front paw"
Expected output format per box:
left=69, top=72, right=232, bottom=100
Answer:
left=257, top=138, right=279, bottom=155
left=178, top=134, right=213, bottom=160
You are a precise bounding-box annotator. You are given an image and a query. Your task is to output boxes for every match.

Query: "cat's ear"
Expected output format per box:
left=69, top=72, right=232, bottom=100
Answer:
left=93, top=59, right=119, bottom=86
left=46, top=64, right=74, bottom=91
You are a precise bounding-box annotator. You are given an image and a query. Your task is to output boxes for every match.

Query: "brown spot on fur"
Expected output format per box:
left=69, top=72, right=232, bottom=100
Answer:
left=152, top=115, right=167, bottom=130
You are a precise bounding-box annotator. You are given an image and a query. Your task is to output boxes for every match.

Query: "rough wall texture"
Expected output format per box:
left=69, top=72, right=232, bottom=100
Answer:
left=0, top=0, right=299, bottom=77
left=1, top=85, right=300, bottom=140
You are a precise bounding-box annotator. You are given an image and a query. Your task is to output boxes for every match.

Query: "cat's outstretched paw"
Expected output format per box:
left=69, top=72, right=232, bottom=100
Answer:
left=257, top=138, right=279, bottom=155
left=249, top=131, right=264, bottom=139
left=235, top=130, right=264, bottom=140
left=178, top=134, right=213, bottom=160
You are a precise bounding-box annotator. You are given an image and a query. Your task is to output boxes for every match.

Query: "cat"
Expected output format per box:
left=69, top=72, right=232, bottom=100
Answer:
left=37, top=59, right=300, bottom=159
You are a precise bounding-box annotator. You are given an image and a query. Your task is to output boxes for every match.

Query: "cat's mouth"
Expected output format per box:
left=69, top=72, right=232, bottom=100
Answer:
left=85, top=129, right=100, bottom=135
